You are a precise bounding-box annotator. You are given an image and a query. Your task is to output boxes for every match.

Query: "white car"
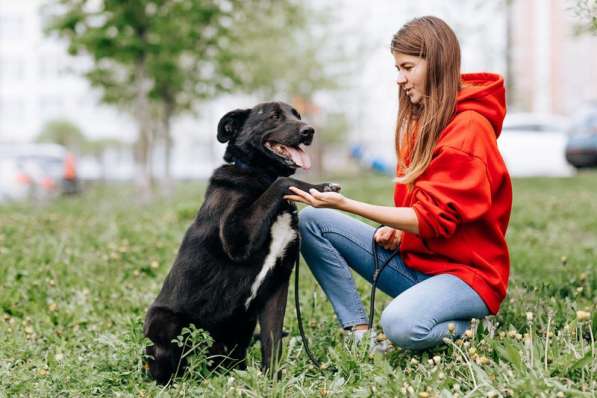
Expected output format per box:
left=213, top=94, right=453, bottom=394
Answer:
left=0, top=143, right=77, bottom=202
left=498, top=113, right=576, bottom=177
left=0, top=157, right=31, bottom=202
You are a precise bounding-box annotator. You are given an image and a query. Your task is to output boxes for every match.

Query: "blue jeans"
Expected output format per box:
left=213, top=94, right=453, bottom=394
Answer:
left=298, top=207, right=489, bottom=350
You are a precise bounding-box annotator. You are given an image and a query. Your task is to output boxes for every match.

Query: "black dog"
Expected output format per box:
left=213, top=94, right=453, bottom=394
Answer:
left=143, top=102, right=340, bottom=384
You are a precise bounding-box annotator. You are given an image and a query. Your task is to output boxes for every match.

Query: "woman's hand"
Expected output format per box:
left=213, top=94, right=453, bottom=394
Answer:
left=283, top=186, right=347, bottom=209
left=374, top=226, right=403, bottom=250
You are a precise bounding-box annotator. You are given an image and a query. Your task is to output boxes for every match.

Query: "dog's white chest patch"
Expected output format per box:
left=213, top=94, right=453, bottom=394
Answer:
left=244, top=212, right=297, bottom=309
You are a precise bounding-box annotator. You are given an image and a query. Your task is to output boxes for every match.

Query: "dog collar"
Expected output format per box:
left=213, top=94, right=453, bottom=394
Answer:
left=232, top=158, right=253, bottom=171
left=229, top=157, right=279, bottom=186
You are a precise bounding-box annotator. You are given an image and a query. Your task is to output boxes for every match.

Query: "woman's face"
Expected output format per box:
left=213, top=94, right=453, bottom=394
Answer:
left=393, top=52, right=428, bottom=105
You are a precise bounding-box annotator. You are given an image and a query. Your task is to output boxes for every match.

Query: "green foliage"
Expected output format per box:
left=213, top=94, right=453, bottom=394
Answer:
left=36, top=119, right=87, bottom=152
left=83, top=137, right=130, bottom=158
left=45, top=0, right=236, bottom=107
left=231, top=2, right=342, bottom=100
left=0, top=172, right=595, bottom=396
left=43, top=1, right=344, bottom=185
left=44, top=1, right=340, bottom=113
left=572, top=0, right=597, bottom=35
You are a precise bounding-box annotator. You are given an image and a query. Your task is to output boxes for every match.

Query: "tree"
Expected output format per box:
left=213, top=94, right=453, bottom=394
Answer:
left=36, top=119, right=87, bottom=154
left=573, top=0, right=597, bottom=35
left=231, top=3, right=347, bottom=175
left=44, top=1, right=341, bottom=195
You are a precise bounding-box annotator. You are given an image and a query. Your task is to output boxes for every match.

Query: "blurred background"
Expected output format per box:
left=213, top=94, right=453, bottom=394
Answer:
left=1, top=0, right=596, bottom=202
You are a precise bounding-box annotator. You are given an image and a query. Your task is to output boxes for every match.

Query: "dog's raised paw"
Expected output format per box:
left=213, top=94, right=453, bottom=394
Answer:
left=322, top=183, right=341, bottom=192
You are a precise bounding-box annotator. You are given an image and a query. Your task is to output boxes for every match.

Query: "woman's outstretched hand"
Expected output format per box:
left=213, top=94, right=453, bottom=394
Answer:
left=374, top=226, right=403, bottom=250
left=284, top=186, right=346, bottom=209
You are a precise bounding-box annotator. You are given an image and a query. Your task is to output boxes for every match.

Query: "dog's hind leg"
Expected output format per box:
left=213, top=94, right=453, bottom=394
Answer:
left=258, top=280, right=289, bottom=374
left=143, top=307, right=185, bottom=385
left=145, top=342, right=183, bottom=385
left=210, top=318, right=256, bottom=372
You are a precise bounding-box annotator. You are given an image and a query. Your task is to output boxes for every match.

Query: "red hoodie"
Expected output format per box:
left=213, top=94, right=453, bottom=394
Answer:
left=394, top=73, right=512, bottom=315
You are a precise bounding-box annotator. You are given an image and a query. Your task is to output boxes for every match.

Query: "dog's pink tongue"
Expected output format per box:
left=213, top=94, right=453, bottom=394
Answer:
left=286, top=146, right=311, bottom=169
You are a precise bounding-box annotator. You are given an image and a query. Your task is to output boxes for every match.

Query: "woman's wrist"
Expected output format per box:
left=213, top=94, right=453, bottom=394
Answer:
left=337, top=196, right=357, bottom=212
left=336, top=198, right=419, bottom=234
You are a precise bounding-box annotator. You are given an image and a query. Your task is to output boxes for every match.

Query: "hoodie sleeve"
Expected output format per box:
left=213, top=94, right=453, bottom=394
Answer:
left=411, top=146, right=492, bottom=239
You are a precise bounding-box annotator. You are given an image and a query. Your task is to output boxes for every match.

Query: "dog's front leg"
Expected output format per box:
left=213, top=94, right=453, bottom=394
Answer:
left=258, top=280, right=289, bottom=375
left=220, top=178, right=340, bottom=262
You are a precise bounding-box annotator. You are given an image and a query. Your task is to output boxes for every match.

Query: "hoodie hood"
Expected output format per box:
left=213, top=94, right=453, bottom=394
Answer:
left=455, top=73, right=506, bottom=138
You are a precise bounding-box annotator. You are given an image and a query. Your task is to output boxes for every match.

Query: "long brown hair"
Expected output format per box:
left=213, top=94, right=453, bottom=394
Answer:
left=391, top=16, right=461, bottom=185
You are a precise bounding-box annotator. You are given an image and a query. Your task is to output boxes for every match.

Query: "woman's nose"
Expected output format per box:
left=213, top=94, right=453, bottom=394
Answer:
left=396, top=71, right=407, bottom=85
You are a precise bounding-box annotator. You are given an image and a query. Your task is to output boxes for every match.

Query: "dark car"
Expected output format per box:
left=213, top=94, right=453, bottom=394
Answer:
left=565, top=107, right=597, bottom=169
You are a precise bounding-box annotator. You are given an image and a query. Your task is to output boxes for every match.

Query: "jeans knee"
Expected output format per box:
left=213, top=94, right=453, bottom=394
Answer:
left=381, top=308, right=432, bottom=351
left=298, top=207, right=333, bottom=236
left=298, top=207, right=316, bottom=232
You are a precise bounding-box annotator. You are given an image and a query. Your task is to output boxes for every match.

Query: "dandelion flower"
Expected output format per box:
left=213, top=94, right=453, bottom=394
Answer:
left=576, top=310, right=591, bottom=321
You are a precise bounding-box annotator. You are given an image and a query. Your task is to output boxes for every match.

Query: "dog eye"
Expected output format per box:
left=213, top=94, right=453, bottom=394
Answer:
left=269, top=113, right=280, bottom=120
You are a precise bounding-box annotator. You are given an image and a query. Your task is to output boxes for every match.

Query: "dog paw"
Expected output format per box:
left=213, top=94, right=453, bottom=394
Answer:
left=322, top=183, right=341, bottom=192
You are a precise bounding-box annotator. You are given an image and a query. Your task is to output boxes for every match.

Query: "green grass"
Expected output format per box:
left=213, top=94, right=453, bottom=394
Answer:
left=0, top=171, right=595, bottom=397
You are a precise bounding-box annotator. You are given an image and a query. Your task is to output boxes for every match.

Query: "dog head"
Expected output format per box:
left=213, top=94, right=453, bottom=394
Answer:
left=217, top=102, right=314, bottom=175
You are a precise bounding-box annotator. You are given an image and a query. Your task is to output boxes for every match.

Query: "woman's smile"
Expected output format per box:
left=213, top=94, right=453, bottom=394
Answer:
left=393, top=52, right=428, bottom=105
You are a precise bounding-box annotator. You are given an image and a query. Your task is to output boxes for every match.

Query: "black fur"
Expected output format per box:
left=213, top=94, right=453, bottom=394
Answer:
left=143, top=102, right=340, bottom=384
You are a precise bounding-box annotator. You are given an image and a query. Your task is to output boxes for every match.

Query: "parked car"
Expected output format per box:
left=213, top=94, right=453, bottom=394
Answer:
left=565, top=106, right=597, bottom=169
left=0, top=157, right=31, bottom=202
left=498, top=113, right=575, bottom=177
left=0, top=143, right=80, bottom=202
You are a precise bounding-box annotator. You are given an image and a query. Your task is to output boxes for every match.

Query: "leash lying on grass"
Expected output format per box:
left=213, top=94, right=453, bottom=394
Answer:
left=294, top=225, right=400, bottom=370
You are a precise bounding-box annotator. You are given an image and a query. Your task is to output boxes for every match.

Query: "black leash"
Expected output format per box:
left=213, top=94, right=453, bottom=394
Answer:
left=294, top=237, right=322, bottom=368
left=294, top=225, right=400, bottom=369
left=369, top=226, right=401, bottom=330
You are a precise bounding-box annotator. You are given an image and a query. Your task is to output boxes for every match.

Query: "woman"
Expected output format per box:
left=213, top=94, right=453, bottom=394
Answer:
left=284, top=16, right=512, bottom=350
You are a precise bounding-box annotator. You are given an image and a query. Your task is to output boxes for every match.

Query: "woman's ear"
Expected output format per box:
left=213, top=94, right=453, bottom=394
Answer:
left=217, top=109, right=251, bottom=143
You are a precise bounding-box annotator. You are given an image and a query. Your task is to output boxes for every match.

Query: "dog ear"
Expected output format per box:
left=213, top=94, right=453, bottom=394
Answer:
left=217, top=109, right=251, bottom=143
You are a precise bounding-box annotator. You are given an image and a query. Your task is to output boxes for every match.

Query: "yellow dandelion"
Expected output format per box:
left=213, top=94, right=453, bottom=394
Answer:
left=376, top=332, right=387, bottom=342
left=576, top=310, right=591, bottom=321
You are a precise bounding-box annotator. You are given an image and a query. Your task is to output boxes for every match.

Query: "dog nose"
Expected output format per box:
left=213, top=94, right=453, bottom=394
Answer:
left=299, top=126, right=314, bottom=139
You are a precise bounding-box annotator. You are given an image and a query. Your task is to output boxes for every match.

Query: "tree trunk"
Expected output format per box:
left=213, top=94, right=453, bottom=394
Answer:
left=160, top=100, right=175, bottom=196
left=133, top=58, right=154, bottom=200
